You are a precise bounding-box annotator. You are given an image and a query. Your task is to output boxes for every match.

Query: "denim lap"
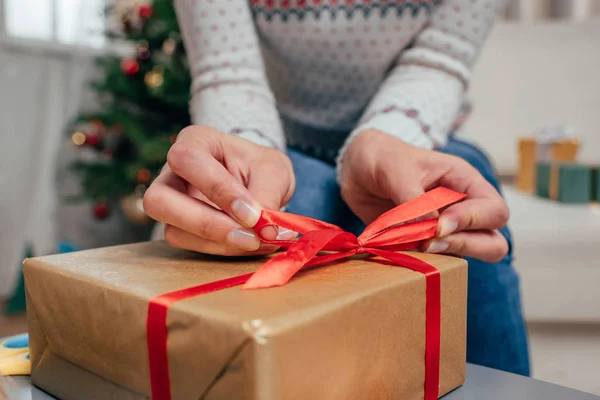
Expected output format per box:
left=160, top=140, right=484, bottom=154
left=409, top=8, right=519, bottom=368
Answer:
left=285, top=139, right=530, bottom=376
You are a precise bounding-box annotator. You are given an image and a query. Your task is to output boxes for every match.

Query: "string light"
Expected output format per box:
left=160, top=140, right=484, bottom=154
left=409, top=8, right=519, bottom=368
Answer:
left=145, top=66, right=164, bottom=88
left=162, top=38, right=176, bottom=56
left=72, top=132, right=86, bottom=146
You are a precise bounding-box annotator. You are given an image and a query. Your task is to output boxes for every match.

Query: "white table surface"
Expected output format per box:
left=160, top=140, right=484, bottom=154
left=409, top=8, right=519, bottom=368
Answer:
left=503, top=185, right=600, bottom=322
left=3, top=364, right=599, bottom=400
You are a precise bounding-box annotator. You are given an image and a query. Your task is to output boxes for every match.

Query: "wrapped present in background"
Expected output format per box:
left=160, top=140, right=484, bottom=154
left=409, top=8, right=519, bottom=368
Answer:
left=536, top=162, right=592, bottom=203
left=517, top=125, right=579, bottom=192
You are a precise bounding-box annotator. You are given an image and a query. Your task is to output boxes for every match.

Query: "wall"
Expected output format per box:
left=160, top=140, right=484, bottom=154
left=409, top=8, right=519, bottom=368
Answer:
left=461, top=19, right=600, bottom=174
left=0, top=41, right=93, bottom=296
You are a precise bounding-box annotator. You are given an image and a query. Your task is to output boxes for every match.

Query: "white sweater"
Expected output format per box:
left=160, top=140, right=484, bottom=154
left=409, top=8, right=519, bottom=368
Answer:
left=174, top=0, right=506, bottom=168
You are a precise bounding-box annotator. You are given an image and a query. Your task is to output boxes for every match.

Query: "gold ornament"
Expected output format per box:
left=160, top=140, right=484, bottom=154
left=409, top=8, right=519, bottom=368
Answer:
left=144, top=66, right=164, bottom=89
left=162, top=38, right=176, bottom=56
left=71, top=131, right=86, bottom=146
left=120, top=193, right=151, bottom=225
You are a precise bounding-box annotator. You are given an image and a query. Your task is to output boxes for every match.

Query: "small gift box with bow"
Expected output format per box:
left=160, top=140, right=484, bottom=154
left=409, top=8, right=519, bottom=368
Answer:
left=536, top=162, right=594, bottom=203
left=517, top=125, right=579, bottom=192
left=24, top=188, right=468, bottom=400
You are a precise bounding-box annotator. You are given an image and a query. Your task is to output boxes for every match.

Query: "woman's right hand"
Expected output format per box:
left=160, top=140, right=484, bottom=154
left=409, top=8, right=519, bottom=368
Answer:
left=143, top=126, right=296, bottom=256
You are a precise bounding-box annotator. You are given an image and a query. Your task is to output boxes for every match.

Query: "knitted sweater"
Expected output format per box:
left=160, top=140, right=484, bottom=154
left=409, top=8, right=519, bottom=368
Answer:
left=174, top=0, right=506, bottom=168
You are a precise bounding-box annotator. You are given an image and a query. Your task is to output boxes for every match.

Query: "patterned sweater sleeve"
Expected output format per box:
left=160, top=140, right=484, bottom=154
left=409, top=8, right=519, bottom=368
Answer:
left=174, top=0, right=285, bottom=149
left=338, top=0, right=508, bottom=160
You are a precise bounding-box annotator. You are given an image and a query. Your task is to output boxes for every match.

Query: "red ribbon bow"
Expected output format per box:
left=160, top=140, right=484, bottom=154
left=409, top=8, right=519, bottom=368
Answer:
left=147, top=187, right=465, bottom=400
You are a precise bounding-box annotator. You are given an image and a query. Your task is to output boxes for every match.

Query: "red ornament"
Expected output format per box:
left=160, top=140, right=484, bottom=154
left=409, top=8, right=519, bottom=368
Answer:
left=86, top=133, right=101, bottom=147
left=136, top=168, right=152, bottom=184
left=138, top=4, right=153, bottom=19
left=93, top=202, right=110, bottom=220
left=121, top=59, right=140, bottom=75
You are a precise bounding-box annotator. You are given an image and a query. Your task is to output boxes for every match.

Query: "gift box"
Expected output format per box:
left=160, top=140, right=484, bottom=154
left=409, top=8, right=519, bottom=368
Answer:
left=24, top=242, right=466, bottom=400
left=23, top=188, right=469, bottom=400
left=536, top=162, right=592, bottom=203
left=517, top=126, right=579, bottom=192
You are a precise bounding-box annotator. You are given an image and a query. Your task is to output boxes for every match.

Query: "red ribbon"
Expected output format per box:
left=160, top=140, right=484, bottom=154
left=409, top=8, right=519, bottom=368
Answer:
left=147, top=187, right=466, bottom=400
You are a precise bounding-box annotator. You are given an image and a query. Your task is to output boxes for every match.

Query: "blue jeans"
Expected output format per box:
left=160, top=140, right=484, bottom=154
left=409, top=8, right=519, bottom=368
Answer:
left=285, top=138, right=531, bottom=376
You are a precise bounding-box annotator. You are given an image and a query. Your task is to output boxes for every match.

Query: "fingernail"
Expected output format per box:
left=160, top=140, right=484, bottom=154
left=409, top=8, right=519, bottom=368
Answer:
left=425, top=240, right=449, bottom=254
left=260, top=226, right=279, bottom=241
left=227, top=229, right=261, bottom=251
left=276, top=228, right=298, bottom=240
left=231, top=199, right=260, bottom=227
left=438, top=218, right=458, bottom=237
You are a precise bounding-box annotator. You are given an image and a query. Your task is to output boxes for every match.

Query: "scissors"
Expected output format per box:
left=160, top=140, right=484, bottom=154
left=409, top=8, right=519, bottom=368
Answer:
left=0, top=334, right=30, bottom=376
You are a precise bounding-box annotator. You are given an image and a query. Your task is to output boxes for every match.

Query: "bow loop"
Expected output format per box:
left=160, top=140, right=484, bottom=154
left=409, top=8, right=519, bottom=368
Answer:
left=359, top=187, right=466, bottom=241
left=361, top=219, right=438, bottom=249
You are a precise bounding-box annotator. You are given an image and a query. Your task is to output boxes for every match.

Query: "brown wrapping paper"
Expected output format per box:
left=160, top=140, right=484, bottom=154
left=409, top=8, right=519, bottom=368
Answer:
left=24, top=241, right=467, bottom=400
left=517, top=137, right=578, bottom=192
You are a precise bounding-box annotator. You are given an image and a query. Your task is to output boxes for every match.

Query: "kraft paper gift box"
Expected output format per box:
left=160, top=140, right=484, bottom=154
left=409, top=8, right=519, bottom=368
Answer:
left=23, top=241, right=467, bottom=400
left=536, top=162, right=592, bottom=203
left=517, top=127, right=579, bottom=192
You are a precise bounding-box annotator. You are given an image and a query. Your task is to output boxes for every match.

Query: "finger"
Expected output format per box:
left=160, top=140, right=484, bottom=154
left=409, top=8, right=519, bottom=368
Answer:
left=437, top=197, right=509, bottom=236
left=380, top=165, right=425, bottom=205
left=164, top=225, right=280, bottom=256
left=247, top=157, right=296, bottom=240
left=167, top=128, right=261, bottom=228
left=259, top=226, right=299, bottom=242
left=423, top=229, right=508, bottom=263
left=144, top=170, right=261, bottom=251
left=247, top=160, right=294, bottom=211
left=436, top=157, right=509, bottom=236
left=377, top=160, right=438, bottom=222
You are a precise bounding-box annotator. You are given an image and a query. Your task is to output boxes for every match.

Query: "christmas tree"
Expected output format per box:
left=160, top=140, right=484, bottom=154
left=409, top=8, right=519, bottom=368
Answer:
left=68, top=0, right=190, bottom=224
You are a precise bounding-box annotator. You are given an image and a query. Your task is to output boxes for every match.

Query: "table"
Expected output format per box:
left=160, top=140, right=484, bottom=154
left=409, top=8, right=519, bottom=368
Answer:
left=503, top=185, right=600, bottom=322
left=3, top=363, right=599, bottom=399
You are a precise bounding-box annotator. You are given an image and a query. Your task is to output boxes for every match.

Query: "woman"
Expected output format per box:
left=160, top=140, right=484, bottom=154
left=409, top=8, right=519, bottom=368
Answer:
left=145, top=0, right=529, bottom=375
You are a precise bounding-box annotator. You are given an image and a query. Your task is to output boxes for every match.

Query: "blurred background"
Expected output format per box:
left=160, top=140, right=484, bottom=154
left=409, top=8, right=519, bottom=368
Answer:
left=0, top=0, right=599, bottom=395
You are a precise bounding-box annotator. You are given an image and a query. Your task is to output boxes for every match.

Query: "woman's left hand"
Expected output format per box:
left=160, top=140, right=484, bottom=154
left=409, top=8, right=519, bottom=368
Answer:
left=339, top=129, right=510, bottom=263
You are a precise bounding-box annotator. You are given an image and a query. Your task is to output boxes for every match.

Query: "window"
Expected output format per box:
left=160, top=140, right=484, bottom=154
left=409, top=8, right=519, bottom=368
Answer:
left=3, top=0, right=106, bottom=48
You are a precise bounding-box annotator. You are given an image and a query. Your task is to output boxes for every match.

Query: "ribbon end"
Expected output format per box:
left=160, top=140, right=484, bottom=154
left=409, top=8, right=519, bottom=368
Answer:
left=243, top=275, right=288, bottom=290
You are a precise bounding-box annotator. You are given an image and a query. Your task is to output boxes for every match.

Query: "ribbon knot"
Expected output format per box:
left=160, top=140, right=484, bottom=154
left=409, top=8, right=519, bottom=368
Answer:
left=356, top=243, right=366, bottom=254
left=244, top=187, right=466, bottom=290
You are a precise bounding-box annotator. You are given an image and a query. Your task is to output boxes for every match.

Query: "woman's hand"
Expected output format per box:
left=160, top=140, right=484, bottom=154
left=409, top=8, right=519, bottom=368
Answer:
left=144, top=126, right=296, bottom=256
left=340, top=129, right=509, bottom=263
